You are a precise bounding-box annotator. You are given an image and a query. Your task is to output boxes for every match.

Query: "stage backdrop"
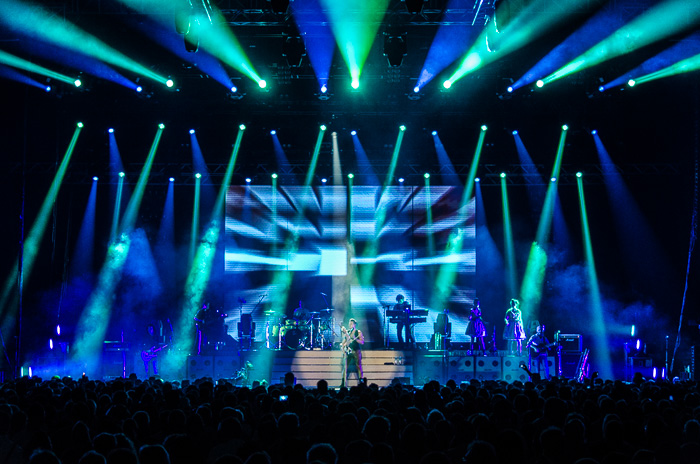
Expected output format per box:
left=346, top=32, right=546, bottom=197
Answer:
left=223, top=185, right=475, bottom=347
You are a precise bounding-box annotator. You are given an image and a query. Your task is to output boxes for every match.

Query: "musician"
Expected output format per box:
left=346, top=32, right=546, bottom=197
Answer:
left=341, top=318, right=364, bottom=386
left=394, top=294, right=414, bottom=347
left=526, top=323, right=551, bottom=380
left=466, top=299, right=487, bottom=355
left=142, top=320, right=168, bottom=376
left=503, top=298, right=525, bottom=355
left=194, top=302, right=227, bottom=353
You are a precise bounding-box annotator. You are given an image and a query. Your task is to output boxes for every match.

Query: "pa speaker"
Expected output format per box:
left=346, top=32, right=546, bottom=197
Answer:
left=214, top=355, right=241, bottom=379
left=502, top=356, right=528, bottom=382
left=447, top=356, right=476, bottom=382
left=187, top=355, right=214, bottom=380
left=414, top=354, right=446, bottom=385
left=475, top=356, right=502, bottom=381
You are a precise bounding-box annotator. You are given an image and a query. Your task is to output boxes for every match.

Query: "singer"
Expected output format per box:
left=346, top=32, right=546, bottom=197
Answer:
left=340, top=318, right=364, bottom=387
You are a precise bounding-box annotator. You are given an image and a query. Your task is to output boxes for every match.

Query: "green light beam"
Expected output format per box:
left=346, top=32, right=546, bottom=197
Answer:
left=120, top=126, right=164, bottom=233
left=190, top=175, right=201, bottom=263
left=72, top=126, right=164, bottom=377
left=0, top=0, right=168, bottom=85
left=0, top=49, right=76, bottom=85
left=172, top=127, right=245, bottom=364
left=265, top=127, right=327, bottom=316
left=544, top=0, right=700, bottom=84
left=430, top=127, right=486, bottom=313
left=0, top=125, right=82, bottom=319
left=501, top=175, right=517, bottom=297
left=519, top=127, right=568, bottom=323
left=116, top=0, right=263, bottom=86
left=635, top=51, right=700, bottom=85
left=577, top=176, right=613, bottom=379
left=320, top=0, right=390, bottom=84
left=359, top=127, right=406, bottom=286
left=447, top=0, right=590, bottom=85
left=110, top=175, right=124, bottom=242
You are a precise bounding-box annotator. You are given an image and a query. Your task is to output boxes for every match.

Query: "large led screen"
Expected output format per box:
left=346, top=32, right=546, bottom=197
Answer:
left=224, top=185, right=475, bottom=348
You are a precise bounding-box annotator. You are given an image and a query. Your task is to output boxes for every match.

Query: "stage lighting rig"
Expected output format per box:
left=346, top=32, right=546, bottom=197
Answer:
left=403, top=0, right=427, bottom=14
left=282, top=35, right=306, bottom=68
left=384, top=32, right=407, bottom=68
left=268, top=0, right=291, bottom=14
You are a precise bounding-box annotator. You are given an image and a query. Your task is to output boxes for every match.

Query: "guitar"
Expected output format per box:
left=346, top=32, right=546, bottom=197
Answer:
left=141, top=344, right=168, bottom=363
left=528, top=341, right=557, bottom=355
left=340, top=327, right=359, bottom=355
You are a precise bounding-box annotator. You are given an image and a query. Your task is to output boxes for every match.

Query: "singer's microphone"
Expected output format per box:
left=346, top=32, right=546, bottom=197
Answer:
left=320, top=292, right=327, bottom=296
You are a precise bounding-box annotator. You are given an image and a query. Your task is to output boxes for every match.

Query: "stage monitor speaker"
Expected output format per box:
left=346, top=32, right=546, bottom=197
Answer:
left=558, top=352, right=583, bottom=379
left=414, top=354, right=446, bottom=385
left=187, top=355, right=214, bottom=380
left=474, top=356, right=502, bottom=381
left=447, top=356, right=476, bottom=382
left=502, top=356, right=528, bottom=382
left=214, top=355, right=241, bottom=379
left=557, top=334, right=582, bottom=353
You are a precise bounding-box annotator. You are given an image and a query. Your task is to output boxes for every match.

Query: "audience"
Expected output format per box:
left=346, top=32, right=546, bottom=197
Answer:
left=0, top=373, right=698, bottom=464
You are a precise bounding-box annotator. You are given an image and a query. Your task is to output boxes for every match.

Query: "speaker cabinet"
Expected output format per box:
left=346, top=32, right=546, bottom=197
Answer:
left=474, top=356, right=502, bottom=381
left=447, top=356, right=476, bottom=382
left=214, top=355, right=241, bottom=379
left=187, top=355, right=214, bottom=380
left=414, top=354, right=446, bottom=385
left=502, top=356, right=528, bottom=382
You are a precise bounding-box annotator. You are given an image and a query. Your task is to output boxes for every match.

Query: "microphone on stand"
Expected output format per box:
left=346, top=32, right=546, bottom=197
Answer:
left=320, top=292, right=327, bottom=296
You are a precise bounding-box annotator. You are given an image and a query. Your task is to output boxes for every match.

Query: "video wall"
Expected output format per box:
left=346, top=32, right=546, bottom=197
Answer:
left=224, top=185, right=476, bottom=347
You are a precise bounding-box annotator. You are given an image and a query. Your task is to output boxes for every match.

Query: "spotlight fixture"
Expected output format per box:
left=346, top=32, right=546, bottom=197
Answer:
left=512, top=130, right=518, bottom=135
left=272, top=173, right=278, bottom=179
left=474, top=177, right=480, bottom=183
left=403, top=0, right=427, bottom=14
left=169, top=177, right=175, bottom=182
left=189, top=129, right=195, bottom=134
left=195, top=173, right=202, bottom=179
left=320, top=124, right=327, bottom=131
left=536, top=80, right=544, bottom=88
left=347, top=173, right=354, bottom=180
left=136, top=86, right=143, bottom=93
left=45, top=85, right=51, bottom=92
left=399, top=125, right=406, bottom=131
left=500, top=172, right=506, bottom=178
left=481, top=125, right=488, bottom=131
left=159, top=123, right=165, bottom=129
left=320, top=84, right=328, bottom=93
left=245, top=177, right=252, bottom=183
left=93, top=176, right=98, bottom=181
left=598, top=85, right=605, bottom=92
left=258, top=80, right=267, bottom=89
left=283, top=35, right=306, bottom=67
left=108, top=128, right=114, bottom=134
left=576, top=172, right=583, bottom=178
left=627, top=79, right=636, bottom=87
left=321, top=178, right=327, bottom=183
left=166, top=79, right=174, bottom=88
left=398, top=177, right=405, bottom=183
left=591, top=130, right=597, bottom=135
left=413, top=86, right=420, bottom=93
left=562, top=124, right=569, bottom=131
left=230, top=86, right=238, bottom=93
left=383, top=32, right=407, bottom=68
left=268, top=0, right=290, bottom=14
left=119, top=172, right=125, bottom=178
left=443, top=80, right=452, bottom=89
left=74, top=78, right=82, bottom=88
left=423, top=173, right=430, bottom=179
left=351, top=130, right=357, bottom=136
left=550, top=177, right=557, bottom=182
left=431, top=131, right=437, bottom=136
left=507, top=86, right=513, bottom=93
left=351, top=79, right=360, bottom=90
left=270, top=130, right=277, bottom=135
left=239, top=124, right=246, bottom=130
left=77, top=122, right=84, bottom=128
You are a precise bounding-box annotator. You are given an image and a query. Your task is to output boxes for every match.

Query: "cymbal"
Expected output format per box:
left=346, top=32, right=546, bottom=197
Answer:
left=264, top=309, right=279, bottom=315
left=309, top=312, right=320, bottom=315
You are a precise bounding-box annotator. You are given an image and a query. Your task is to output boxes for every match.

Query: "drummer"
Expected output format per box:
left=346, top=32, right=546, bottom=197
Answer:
left=292, top=300, right=309, bottom=324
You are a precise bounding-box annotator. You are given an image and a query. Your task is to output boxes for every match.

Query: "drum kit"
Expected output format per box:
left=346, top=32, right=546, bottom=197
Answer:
left=264, top=307, right=335, bottom=350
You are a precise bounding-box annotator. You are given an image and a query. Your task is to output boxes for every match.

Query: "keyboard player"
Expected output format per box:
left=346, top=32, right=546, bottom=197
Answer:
left=394, top=294, right=414, bottom=347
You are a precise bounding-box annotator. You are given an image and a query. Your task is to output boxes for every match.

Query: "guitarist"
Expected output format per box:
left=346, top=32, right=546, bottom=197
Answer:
left=142, top=320, right=169, bottom=377
left=341, top=318, right=364, bottom=386
left=526, top=323, right=552, bottom=380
